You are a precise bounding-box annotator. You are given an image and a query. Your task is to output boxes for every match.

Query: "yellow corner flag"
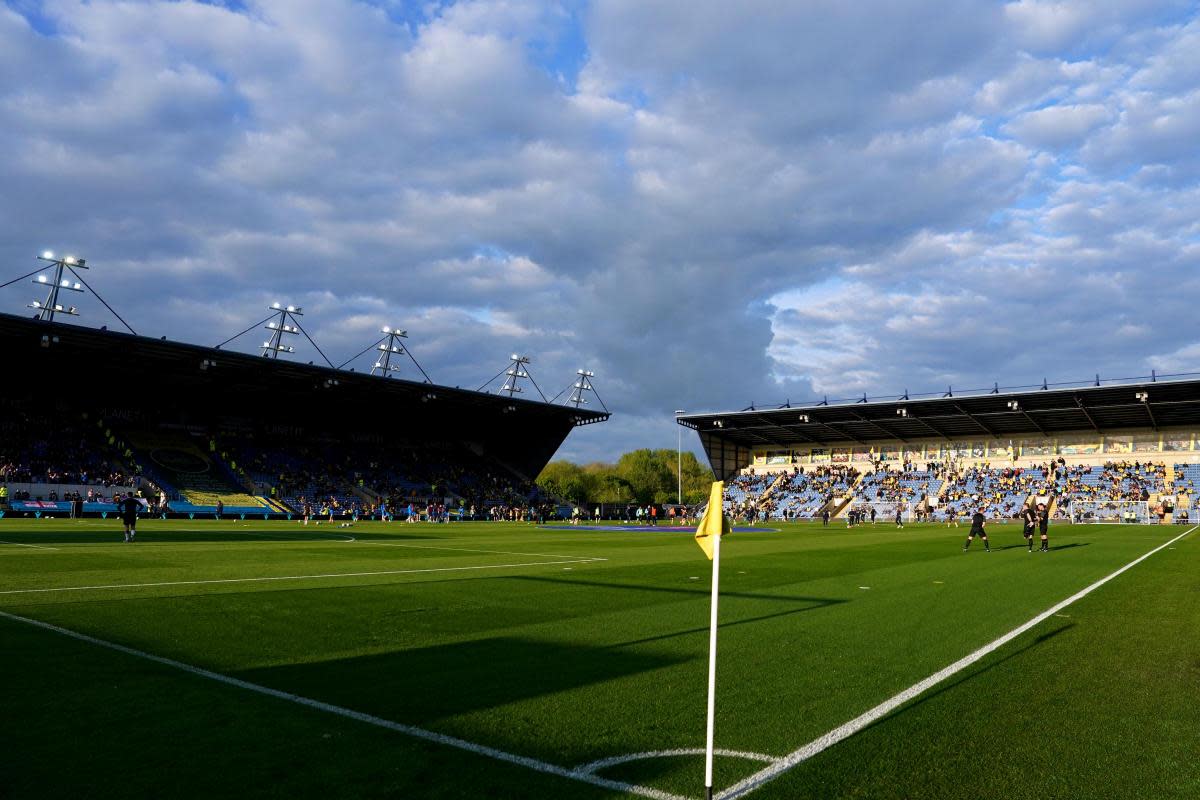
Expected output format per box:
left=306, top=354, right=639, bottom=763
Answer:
left=694, top=481, right=732, bottom=560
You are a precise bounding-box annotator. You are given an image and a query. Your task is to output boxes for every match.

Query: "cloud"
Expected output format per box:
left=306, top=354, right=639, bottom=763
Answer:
left=0, top=1, right=1198, bottom=464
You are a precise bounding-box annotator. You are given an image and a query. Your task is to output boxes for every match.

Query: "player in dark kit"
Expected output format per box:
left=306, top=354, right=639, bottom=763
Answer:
left=1037, top=502, right=1050, bottom=551
left=119, top=493, right=142, bottom=542
left=963, top=509, right=990, bottom=552
left=1022, top=503, right=1037, bottom=552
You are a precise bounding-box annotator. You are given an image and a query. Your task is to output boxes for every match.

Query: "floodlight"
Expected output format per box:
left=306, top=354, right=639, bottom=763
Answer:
left=36, top=275, right=46, bottom=283
left=286, top=305, right=295, bottom=312
left=60, top=279, right=69, bottom=287
left=382, top=326, right=391, bottom=333
left=42, top=250, right=53, bottom=259
left=897, top=408, right=907, bottom=417
left=272, top=302, right=281, bottom=309
left=64, top=256, right=76, bottom=265
left=1135, top=391, right=1149, bottom=402
left=73, top=283, right=81, bottom=290
left=798, top=414, right=809, bottom=423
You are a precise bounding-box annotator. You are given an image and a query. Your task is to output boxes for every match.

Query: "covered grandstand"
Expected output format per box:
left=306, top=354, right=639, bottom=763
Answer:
left=680, top=377, right=1200, bottom=523
left=0, top=312, right=607, bottom=518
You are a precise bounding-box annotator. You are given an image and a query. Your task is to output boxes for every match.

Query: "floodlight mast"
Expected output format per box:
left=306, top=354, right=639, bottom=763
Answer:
left=501, top=354, right=532, bottom=397
left=29, top=252, right=86, bottom=322
left=373, top=326, right=408, bottom=377
left=262, top=302, right=302, bottom=359
left=568, top=368, right=598, bottom=408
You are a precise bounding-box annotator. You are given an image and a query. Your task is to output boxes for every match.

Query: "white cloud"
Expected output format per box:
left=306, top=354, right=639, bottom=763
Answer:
left=0, top=0, right=1197, bottom=463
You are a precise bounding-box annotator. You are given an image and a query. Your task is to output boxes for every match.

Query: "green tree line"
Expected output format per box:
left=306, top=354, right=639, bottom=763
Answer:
left=536, top=449, right=715, bottom=505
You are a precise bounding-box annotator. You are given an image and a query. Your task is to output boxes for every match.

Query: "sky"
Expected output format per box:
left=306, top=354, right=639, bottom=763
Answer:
left=2, top=0, right=1199, bottom=463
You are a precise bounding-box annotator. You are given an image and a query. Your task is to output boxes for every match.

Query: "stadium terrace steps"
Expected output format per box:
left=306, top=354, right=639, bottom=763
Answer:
left=122, top=431, right=272, bottom=512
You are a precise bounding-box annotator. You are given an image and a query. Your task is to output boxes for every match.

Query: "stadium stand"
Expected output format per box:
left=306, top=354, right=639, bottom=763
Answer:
left=723, top=471, right=775, bottom=517
left=0, top=311, right=602, bottom=519
left=855, top=468, right=943, bottom=507
left=769, top=466, right=860, bottom=519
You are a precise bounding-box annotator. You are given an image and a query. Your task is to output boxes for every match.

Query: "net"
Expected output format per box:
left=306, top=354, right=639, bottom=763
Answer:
left=1065, top=498, right=1150, bottom=524
left=867, top=501, right=914, bottom=522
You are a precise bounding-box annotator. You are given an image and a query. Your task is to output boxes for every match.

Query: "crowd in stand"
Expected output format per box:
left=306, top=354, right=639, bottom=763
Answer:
left=716, top=459, right=1177, bottom=524
left=718, top=465, right=870, bottom=521
left=0, top=420, right=133, bottom=488
left=215, top=431, right=549, bottom=521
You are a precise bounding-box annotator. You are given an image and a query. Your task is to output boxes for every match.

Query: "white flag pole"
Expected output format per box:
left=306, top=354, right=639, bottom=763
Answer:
left=704, top=526, right=721, bottom=800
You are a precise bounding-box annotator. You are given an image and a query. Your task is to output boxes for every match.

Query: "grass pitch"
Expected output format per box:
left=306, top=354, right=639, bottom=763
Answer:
left=1, top=518, right=1197, bottom=799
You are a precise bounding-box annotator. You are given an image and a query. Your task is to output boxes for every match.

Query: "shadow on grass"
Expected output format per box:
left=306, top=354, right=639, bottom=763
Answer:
left=234, top=637, right=685, bottom=726
left=508, top=574, right=846, bottom=605
left=874, top=623, right=1075, bottom=729
left=609, top=601, right=846, bottom=649
left=0, top=527, right=445, bottom=545
left=503, top=575, right=847, bottom=649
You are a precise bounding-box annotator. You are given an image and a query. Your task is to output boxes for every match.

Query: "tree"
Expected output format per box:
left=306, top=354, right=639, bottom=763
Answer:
left=536, top=460, right=590, bottom=504
left=536, top=449, right=715, bottom=505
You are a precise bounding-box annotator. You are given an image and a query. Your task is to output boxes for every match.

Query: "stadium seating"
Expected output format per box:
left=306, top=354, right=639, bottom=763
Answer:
left=935, top=466, right=1042, bottom=519
left=854, top=468, right=943, bottom=506
left=723, top=472, right=774, bottom=515
left=1173, top=463, right=1200, bottom=510
left=770, top=466, right=860, bottom=519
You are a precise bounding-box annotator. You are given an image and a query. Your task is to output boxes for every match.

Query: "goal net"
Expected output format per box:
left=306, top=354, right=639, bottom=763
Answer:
left=1066, top=498, right=1150, bottom=524
left=867, top=501, right=915, bottom=522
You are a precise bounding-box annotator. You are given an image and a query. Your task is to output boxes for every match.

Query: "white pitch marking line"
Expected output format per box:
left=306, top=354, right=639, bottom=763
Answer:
left=0, top=558, right=604, bottom=596
left=0, top=530, right=357, bottom=548
left=0, top=540, right=59, bottom=550
left=576, top=748, right=778, bottom=776
left=357, top=540, right=605, bottom=561
left=0, top=610, right=688, bottom=800
left=717, top=524, right=1199, bottom=800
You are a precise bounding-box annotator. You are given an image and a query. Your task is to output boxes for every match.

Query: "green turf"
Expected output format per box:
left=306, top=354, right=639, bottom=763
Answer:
left=0, top=518, right=1196, bottom=799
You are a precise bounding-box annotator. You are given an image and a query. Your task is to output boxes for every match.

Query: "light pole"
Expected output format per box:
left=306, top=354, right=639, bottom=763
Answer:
left=675, top=409, right=686, bottom=506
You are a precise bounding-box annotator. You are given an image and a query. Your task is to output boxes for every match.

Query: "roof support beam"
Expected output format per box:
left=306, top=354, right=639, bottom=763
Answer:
left=809, top=417, right=865, bottom=445
left=1074, top=395, right=1102, bottom=433
left=953, top=404, right=996, bottom=438
left=909, top=413, right=953, bottom=441
left=846, top=410, right=907, bottom=443
left=755, top=413, right=818, bottom=444
left=1139, top=399, right=1159, bottom=431
left=1018, top=408, right=1048, bottom=436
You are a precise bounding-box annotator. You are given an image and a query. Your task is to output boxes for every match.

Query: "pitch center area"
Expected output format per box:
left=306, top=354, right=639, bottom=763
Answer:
left=1, top=519, right=1197, bottom=799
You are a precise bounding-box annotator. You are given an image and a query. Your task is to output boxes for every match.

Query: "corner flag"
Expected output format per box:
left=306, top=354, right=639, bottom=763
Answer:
left=695, top=481, right=731, bottom=560
left=695, top=480, right=731, bottom=800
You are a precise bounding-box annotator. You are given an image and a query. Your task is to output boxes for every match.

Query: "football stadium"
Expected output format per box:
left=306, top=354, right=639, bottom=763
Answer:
left=5, top=5, right=1200, bottom=800
left=3, top=290, right=1199, bottom=800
